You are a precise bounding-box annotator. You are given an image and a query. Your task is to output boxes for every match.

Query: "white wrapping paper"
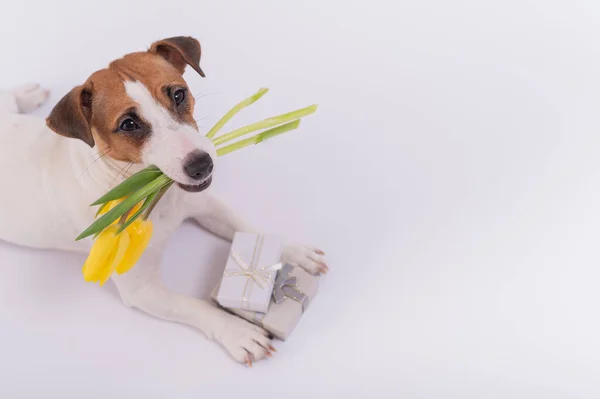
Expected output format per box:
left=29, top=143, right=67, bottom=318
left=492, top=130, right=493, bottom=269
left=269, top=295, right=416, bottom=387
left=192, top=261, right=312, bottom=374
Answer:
left=215, top=233, right=283, bottom=313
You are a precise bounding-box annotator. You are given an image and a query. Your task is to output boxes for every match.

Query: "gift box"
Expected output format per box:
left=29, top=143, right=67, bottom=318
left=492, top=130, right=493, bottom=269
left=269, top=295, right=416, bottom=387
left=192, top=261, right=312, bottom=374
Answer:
left=212, top=264, right=320, bottom=340
left=215, top=232, right=283, bottom=313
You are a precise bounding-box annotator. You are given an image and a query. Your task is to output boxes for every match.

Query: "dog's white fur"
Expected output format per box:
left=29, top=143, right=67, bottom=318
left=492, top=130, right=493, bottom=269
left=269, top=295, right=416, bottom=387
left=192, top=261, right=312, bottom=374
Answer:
left=0, top=83, right=326, bottom=364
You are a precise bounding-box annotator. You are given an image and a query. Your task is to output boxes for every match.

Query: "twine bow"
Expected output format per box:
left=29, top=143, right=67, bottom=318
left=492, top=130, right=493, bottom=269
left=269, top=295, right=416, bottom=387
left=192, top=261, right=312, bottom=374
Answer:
left=223, top=245, right=282, bottom=309
left=272, top=264, right=309, bottom=312
left=225, top=249, right=281, bottom=288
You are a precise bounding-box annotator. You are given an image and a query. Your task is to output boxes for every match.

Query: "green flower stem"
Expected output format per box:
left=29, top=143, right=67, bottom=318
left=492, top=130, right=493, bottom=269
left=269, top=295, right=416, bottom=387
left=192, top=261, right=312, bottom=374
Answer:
left=142, top=183, right=173, bottom=221
left=205, top=88, right=269, bottom=140
left=212, top=104, right=318, bottom=146
left=216, top=120, right=301, bottom=157
left=118, top=207, right=135, bottom=225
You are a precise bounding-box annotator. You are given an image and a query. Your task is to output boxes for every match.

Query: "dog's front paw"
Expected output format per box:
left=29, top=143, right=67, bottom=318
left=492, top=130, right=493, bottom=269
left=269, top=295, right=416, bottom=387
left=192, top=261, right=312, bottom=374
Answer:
left=13, top=83, right=50, bottom=113
left=282, top=245, right=328, bottom=275
left=217, top=313, right=275, bottom=367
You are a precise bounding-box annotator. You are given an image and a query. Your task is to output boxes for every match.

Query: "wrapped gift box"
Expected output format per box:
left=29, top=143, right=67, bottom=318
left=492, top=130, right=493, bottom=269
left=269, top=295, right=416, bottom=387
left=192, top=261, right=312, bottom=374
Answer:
left=215, top=232, right=283, bottom=313
left=212, top=264, right=320, bottom=340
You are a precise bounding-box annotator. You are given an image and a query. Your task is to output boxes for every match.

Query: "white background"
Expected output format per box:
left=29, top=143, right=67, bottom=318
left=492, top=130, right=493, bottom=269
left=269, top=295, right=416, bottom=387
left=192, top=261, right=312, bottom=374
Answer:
left=0, top=0, right=599, bottom=397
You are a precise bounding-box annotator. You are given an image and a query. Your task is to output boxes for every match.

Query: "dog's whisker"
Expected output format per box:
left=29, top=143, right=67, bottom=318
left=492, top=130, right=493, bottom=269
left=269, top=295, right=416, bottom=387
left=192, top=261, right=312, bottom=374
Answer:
left=118, top=162, right=134, bottom=181
left=195, top=115, right=208, bottom=122
left=194, top=92, right=214, bottom=101
left=78, top=148, right=111, bottom=179
left=85, top=146, right=110, bottom=160
left=112, top=162, right=133, bottom=184
left=92, top=148, right=110, bottom=162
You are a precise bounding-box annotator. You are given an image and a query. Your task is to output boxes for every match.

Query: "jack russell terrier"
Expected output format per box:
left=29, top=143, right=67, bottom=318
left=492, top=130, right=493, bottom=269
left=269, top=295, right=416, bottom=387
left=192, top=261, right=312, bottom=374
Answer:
left=0, top=36, right=328, bottom=365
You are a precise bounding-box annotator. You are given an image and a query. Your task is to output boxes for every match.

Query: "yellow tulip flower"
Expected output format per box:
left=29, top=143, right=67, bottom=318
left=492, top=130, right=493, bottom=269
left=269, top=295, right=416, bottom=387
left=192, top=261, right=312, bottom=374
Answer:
left=115, top=218, right=153, bottom=274
left=82, top=225, right=130, bottom=286
left=82, top=199, right=148, bottom=285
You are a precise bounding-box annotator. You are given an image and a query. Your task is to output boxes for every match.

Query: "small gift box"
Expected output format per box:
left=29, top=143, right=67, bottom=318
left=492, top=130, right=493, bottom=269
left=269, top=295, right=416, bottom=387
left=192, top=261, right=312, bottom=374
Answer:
left=215, top=232, right=283, bottom=313
left=212, top=264, right=319, bottom=340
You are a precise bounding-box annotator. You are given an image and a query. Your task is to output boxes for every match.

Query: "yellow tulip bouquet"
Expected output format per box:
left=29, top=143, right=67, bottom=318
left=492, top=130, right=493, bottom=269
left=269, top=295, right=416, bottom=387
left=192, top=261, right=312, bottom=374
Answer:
left=77, top=89, right=317, bottom=285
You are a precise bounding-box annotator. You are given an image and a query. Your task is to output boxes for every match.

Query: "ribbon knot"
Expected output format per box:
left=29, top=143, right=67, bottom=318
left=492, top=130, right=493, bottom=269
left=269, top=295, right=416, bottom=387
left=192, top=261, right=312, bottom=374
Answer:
left=224, top=249, right=282, bottom=289
left=272, top=264, right=309, bottom=312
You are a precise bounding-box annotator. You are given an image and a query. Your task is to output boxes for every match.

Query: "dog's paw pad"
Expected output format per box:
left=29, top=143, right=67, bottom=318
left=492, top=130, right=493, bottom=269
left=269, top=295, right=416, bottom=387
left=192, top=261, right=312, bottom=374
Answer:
left=281, top=245, right=329, bottom=275
left=13, top=84, right=50, bottom=113
left=218, top=314, right=274, bottom=366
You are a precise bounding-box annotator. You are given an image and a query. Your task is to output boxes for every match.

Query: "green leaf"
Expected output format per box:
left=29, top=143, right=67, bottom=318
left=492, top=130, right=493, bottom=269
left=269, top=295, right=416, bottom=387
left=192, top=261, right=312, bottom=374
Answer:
left=212, top=104, right=318, bottom=146
left=206, top=88, right=269, bottom=140
left=90, top=166, right=163, bottom=206
left=95, top=202, right=109, bottom=217
left=216, top=120, right=301, bottom=157
left=76, top=174, right=172, bottom=240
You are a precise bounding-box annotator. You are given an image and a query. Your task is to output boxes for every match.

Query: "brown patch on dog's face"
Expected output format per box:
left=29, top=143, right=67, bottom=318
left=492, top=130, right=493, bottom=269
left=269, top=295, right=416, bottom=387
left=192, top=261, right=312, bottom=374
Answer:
left=47, top=36, right=204, bottom=164
left=83, top=53, right=198, bottom=163
left=83, top=67, right=146, bottom=162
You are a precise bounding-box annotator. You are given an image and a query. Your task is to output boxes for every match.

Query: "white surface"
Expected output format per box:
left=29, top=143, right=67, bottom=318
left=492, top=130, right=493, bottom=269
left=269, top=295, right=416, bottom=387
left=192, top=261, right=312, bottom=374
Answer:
left=1, top=0, right=600, bottom=397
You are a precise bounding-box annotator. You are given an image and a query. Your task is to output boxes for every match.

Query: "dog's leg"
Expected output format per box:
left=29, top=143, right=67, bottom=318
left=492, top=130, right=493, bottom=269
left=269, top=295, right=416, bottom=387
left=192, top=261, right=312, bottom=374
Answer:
left=185, top=193, right=328, bottom=275
left=111, top=247, right=274, bottom=365
left=0, top=84, right=49, bottom=114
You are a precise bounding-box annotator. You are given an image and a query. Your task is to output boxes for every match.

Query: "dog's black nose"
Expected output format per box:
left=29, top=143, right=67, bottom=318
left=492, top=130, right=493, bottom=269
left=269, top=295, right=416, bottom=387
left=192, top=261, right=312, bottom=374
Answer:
left=183, top=152, right=213, bottom=180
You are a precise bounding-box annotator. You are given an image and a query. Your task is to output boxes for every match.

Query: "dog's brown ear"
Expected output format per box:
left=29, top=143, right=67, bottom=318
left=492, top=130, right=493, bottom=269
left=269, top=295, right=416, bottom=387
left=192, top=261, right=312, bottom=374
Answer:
left=46, top=85, right=95, bottom=148
left=149, top=36, right=205, bottom=77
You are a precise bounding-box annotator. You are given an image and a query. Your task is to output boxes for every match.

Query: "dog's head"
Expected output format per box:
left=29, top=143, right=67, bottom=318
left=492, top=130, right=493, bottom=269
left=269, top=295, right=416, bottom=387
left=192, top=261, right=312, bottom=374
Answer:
left=47, top=36, right=214, bottom=192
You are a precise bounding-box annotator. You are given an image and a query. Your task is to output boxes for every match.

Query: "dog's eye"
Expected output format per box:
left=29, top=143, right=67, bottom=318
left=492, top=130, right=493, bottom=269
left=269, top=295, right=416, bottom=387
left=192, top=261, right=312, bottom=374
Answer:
left=172, top=88, right=186, bottom=106
left=119, top=118, right=140, bottom=132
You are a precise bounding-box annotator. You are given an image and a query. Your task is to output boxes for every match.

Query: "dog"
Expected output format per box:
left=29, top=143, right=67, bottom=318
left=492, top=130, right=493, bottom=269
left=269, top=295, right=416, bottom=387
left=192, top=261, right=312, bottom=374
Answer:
left=0, top=36, right=328, bottom=365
